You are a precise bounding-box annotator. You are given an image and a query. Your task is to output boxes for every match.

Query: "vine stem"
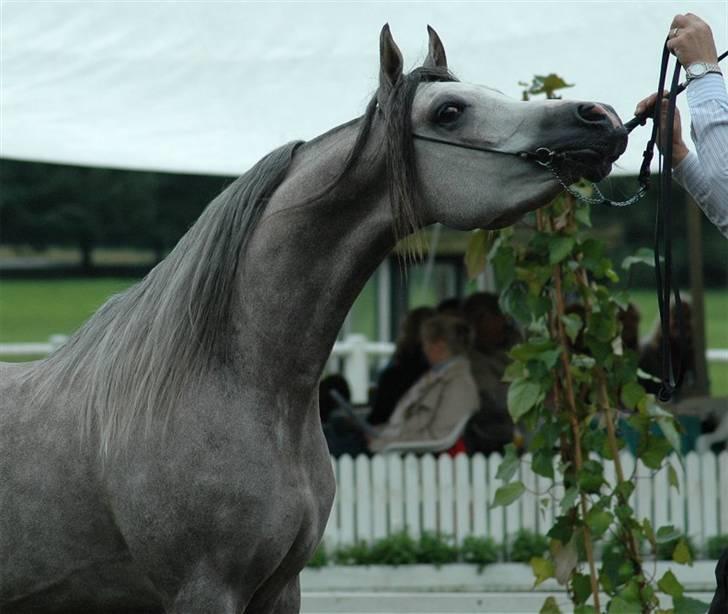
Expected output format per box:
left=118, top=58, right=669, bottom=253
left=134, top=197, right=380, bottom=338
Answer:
left=539, top=204, right=601, bottom=612
left=576, top=268, right=647, bottom=606
left=552, top=261, right=601, bottom=613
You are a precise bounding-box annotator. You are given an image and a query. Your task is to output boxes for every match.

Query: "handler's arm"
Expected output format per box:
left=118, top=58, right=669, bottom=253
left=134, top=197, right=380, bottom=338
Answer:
left=672, top=73, right=728, bottom=238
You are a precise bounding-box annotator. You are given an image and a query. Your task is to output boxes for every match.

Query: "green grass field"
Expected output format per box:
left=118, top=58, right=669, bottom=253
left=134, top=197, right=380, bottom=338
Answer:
left=1, top=279, right=726, bottom=395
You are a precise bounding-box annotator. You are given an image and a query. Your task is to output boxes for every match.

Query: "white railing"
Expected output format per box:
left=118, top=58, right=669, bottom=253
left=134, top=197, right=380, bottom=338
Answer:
left=323, top=451, right=728, bottom=551
left=2, top=334, right=728, bottom=404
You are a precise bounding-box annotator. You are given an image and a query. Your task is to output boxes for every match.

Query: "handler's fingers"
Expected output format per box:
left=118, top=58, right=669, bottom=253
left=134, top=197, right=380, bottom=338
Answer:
left=634, top=91, right=668, bottom=116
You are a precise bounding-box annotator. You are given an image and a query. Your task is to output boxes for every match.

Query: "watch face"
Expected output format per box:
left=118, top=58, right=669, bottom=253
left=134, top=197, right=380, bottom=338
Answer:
left=689, top=63, right=707, bottom=77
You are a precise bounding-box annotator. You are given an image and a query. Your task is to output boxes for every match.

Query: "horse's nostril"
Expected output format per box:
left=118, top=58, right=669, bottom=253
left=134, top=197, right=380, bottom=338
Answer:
left=577, top=103, right=608, bottom=124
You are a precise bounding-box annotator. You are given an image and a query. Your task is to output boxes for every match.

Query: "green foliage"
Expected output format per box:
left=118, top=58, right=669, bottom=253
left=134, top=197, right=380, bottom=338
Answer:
left=706, top=534, right=728, bottom=560
left=367, top=531, right=419, bottom=566
left=656, top=534, right=697, bottom=562
left=306, top=543, right=329, bottom=568
left=460, top=536, right=499, bottom=570
left=510, top=530, right=549, bottom=563
left=467, top=72, right=703, bottom=612
left=333, top=540, right=372, bottom=565
left=416, top=532, right=459, bottom=566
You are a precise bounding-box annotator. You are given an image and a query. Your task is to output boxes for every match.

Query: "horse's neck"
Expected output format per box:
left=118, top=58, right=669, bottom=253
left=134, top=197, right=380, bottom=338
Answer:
left=234, top=122, right=395, bottom=395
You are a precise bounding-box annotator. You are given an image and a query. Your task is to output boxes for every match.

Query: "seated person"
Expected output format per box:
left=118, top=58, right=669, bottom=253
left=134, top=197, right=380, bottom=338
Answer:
left=461, top=293, right=520, bottom=454
left=368, top=306, right=435, bottom=426
left=368, top=315, right=479, bottom=453
left=319, top=374, right=368, bottom=458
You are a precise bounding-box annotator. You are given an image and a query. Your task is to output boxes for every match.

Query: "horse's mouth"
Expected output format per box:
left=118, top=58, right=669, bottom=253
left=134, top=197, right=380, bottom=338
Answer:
left=558, top=147, right=622, bottom=183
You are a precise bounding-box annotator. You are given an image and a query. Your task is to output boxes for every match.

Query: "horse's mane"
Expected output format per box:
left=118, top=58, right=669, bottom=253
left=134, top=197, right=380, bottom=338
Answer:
left=26, top=65, right=456, bottom=456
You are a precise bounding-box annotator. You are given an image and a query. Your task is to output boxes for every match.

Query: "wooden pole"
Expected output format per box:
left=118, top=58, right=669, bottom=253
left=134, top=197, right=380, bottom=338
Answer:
left=686, top=195, right=710, bottom=395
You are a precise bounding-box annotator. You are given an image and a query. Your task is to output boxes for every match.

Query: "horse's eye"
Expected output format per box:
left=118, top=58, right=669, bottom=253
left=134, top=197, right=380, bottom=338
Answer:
left=435, top=103, right=464, bottom=124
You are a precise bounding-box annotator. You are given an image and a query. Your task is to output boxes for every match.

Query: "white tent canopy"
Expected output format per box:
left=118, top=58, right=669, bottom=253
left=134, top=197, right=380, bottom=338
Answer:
left=1, top=1, right=726, bottom=176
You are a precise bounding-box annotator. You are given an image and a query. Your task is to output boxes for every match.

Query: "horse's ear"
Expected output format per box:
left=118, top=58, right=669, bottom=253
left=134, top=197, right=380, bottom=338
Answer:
left=424, top=25, right=447, bottom=69
left=378, top=24, right=403, bottom=105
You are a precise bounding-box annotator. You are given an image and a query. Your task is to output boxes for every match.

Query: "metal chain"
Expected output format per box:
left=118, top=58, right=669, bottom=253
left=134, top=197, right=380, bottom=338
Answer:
left=545, top=163, right=647, bottom=208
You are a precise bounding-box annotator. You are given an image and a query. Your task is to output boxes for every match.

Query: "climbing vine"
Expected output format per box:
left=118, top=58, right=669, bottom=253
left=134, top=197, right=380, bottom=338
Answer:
left=466, top=74, right=710, bottom=614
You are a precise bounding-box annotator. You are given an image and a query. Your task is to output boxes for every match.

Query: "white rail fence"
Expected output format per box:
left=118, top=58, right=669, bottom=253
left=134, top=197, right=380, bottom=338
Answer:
left=323, top=451, right=728, bottom=552
left=3, top=334, right=728, bottom=403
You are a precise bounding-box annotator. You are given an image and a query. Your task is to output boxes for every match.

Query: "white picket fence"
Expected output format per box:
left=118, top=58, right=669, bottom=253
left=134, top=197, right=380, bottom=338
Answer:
left=322, top=451, right=728, bottom=552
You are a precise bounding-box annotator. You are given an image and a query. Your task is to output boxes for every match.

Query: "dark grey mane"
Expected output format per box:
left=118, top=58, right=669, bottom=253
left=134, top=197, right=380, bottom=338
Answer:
left=25, top=65, right=456, bottom=455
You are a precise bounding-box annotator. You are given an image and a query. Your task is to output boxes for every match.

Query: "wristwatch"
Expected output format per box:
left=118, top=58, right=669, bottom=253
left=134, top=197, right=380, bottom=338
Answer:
left=685, top=62, right=723, bottom=81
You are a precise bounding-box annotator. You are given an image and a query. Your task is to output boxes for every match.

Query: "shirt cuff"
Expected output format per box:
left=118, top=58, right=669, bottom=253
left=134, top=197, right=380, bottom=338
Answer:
left=672, top=150, right=700, bottom=185
left=686, top=72, right=728, bottom=106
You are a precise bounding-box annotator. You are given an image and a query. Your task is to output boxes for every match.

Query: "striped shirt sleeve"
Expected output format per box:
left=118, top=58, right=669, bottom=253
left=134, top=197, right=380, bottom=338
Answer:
left=672, top=72, right=728, bottom=239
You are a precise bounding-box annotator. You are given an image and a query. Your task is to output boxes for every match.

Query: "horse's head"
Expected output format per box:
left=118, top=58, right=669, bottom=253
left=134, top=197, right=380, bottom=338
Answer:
left=377, top=25, right=627, bottom=231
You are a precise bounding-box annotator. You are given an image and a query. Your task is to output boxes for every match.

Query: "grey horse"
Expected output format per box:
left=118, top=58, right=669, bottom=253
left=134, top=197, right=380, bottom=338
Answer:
left=0, top=26, right=627, bottom=614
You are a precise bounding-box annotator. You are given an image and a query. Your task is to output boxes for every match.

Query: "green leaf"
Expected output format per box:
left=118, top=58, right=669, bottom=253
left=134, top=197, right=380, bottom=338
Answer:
left=492, top=481, right=526, bottom=508
left=464, top=229, right=493, bottom=280
left=548, top=515, right=574, bottom=544
left=572, top=572, right=593, bottom=605
left=641, top=436, right=672, bottom=470
left=496, top=443, right=520, bottom=483
left=620, top=381, right=646, bottom=410
left=607, top=596, right=641, bottom=613
left=560, top=487, right=578, bottom=513
left=671, top=596, right=712, bottom=614
left=672, top=537, right=693, bottom=565
left=621, top=247, right=655, bottom=270
left=561, top=313, right=583, bottom=344
left=586, top=508, right=613, bottom=539
left=657, top=418, right=682, bottom=456
left=574, top=204, right=592, bottom=228
left=507, top=379, right=544, bottom=421
left=656, top=525, right=681, bottom=544
left=539, top=595, right=562, bottom=614
left=667, top=463, right=680, bottom=492
left=531, top=556, right=555, bottom=587
left=549, top=236, right=576, bottom=264
left=574, top=606, right=596, bottom=614
left=578, top=460, right=605, bottom=494
left=657, top=569, right=684, bottom=598
left=532, top=449, right=554, bottom=479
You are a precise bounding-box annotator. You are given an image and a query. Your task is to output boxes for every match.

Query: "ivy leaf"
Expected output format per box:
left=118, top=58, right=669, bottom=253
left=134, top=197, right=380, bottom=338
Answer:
left=620, top=381, right=646, bottom=410
left=673, top=537, right=693, bottom=565
left=657, top=569, right=684, bottom=598
left=578, top=460, right=605, bottom=494
left=532, top=449, right=554, bottom=479
left=531, top=557, right=555, bottom=587
left=508, top=379, right=544, bottom=421
left=560, top=487, right=578, bottom=513
left=561, top=313, right=583, bottom=344
left=464, top=229, right=493, bottom=280
left=621, top=247, right=655, bottom=270
left=585, top=508, right=613, bottom=539
left=606, top=596, right=636, bottom=613
left=642, top=436, right=672, bottom=470
left=667, top=463, right=680, bottom=492
left=657, top=417, right=682, bottom=456
left=551, top=535, right=579, bottom=584
left=572, top=572, right=593, bottom=605
left=492, top=481, right=525, bottom=508
left=496, top=443, right=520, bottom=483
left=539, top=596, right=561, bottom=614
left=656, top=525, right=681, bottom=544
left=574, top=204, right=592, bottom=228
left=549, top=236, right=576, bottom=264
left=671, top=596, right=712, bottom=614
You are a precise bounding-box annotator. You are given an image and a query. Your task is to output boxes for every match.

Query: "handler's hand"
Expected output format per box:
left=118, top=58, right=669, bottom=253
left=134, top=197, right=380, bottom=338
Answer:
left=634, top=92, right=689, bottom=166
left=667, top=13, right=719, bottom=66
